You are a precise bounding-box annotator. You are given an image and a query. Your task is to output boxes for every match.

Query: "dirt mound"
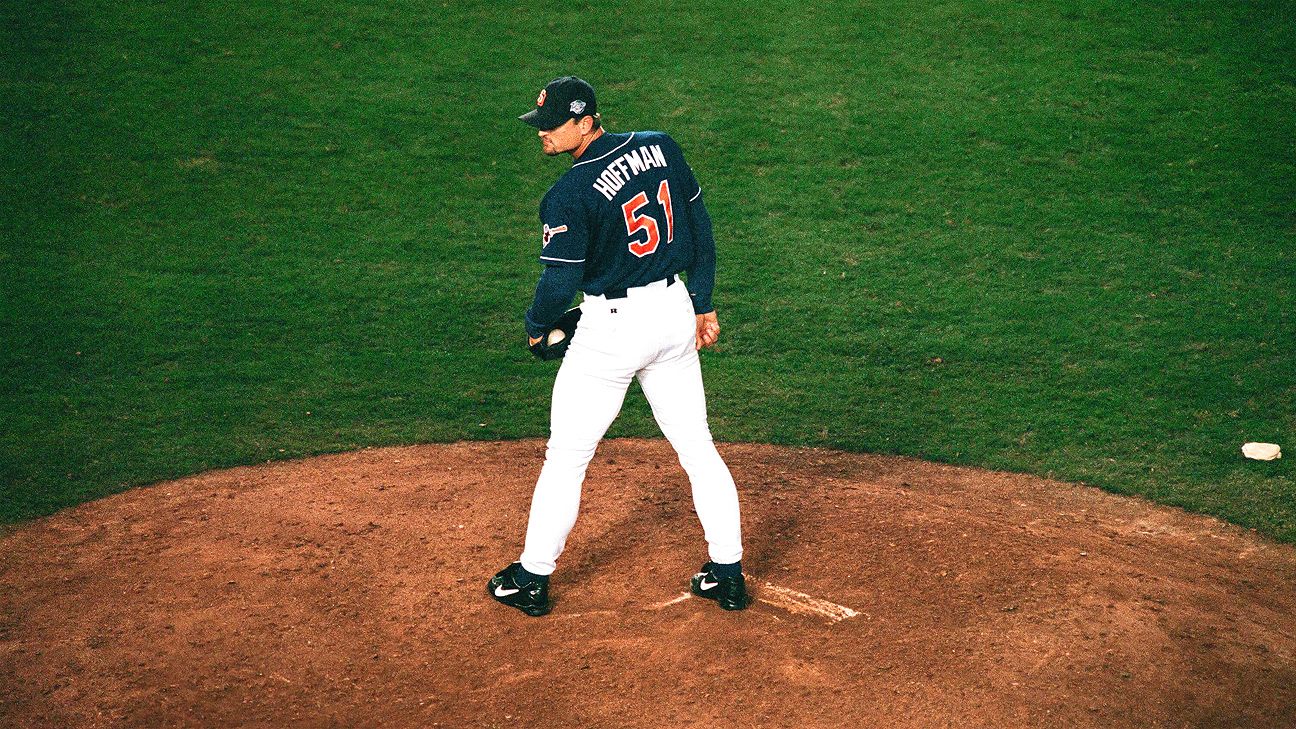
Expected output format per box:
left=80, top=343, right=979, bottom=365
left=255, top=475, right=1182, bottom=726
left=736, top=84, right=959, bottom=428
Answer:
left=2, top=440, right=1294, bottom=727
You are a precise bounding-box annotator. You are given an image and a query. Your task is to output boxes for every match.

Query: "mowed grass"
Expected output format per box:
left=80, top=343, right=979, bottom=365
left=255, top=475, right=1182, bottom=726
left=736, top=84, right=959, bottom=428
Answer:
left=3, top=1, right=1293, bottom=538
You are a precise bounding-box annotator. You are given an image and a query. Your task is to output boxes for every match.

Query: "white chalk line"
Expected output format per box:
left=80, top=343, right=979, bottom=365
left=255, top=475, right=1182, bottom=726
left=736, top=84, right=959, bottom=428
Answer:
left=549, top=609, right=617, bottom=621
left=758, top=582, right=860, bottom=624
left=649, top=592, right=693, bottom=610
left=648, top=584, right=860, bottom=625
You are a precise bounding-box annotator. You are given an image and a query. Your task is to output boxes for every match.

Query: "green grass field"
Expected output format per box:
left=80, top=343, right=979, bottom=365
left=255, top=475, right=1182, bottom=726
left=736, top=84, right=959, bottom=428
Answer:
left=3, top=1, right=1293, bottom=539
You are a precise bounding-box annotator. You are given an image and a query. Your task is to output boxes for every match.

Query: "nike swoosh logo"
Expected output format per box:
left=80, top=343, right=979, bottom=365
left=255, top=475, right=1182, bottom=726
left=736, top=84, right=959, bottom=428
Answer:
left=494, top=585, right=520, bottom=597
left=699, top=578, right=718, bottom=590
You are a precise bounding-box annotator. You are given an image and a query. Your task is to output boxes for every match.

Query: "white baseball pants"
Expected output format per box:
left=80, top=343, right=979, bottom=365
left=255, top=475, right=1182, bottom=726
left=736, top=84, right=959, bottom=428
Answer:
left=519, top=278, right=743, bottom=576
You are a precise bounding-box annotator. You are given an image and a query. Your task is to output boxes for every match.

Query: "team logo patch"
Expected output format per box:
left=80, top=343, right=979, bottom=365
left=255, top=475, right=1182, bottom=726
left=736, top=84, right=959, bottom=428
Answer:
left=569, top=100, right=586, bottom=114
left=536, top=89, right=547, bottom=106
left=542, top=223, right=568, bottom=246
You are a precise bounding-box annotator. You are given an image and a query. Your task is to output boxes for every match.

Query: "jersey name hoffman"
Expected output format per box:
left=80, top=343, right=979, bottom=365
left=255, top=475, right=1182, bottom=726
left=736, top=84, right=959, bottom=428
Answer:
left=590, top=144, right=669, bottom=201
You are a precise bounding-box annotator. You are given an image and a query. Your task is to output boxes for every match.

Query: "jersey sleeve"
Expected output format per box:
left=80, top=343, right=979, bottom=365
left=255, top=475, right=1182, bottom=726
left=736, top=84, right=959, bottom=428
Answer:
left=662, top=133, right=703, bottom=202
left=684, top=190, right=716, bottom=314
left=660, top=134, right=715, bottom=314
left=525, top=262, right=584, bottom=339
left=537, top=187, right=590, bottom=267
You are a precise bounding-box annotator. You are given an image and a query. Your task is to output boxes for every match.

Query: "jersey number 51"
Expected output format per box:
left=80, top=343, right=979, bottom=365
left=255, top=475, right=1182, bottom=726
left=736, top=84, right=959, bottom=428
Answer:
left=622, top=180, right=674, bottom=258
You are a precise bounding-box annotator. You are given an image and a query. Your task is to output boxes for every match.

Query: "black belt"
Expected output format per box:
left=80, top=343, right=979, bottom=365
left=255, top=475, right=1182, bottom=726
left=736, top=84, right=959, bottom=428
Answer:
left=604, top=274, right=676, bottom=300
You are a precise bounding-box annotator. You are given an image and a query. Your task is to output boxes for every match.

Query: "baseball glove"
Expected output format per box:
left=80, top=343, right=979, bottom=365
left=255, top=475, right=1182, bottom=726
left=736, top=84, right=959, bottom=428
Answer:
left=529, top=307, right=582, bottom=361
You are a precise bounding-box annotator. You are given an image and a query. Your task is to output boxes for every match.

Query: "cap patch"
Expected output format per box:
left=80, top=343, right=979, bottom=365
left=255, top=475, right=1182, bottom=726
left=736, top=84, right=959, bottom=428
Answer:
left=569, top=100, right=586, bottom=114
left=536, top=89, right=547, bottom=106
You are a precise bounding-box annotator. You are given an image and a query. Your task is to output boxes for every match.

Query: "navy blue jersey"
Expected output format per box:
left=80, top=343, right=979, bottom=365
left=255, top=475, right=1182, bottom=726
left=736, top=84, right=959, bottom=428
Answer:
left=524, top=130, right=718, bottom=338
left=541, top=130, right=714, bottom=285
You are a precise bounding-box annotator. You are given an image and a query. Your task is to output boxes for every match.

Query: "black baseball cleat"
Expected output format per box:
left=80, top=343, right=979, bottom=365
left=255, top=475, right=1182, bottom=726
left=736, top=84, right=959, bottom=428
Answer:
left=690, top=562, right=749, bottom=611
left=487, top=562, right=551, bottom=617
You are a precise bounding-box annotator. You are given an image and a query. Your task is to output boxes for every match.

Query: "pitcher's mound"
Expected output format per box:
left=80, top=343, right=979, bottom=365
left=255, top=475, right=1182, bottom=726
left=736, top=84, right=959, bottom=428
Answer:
left=2, top=440, right=1294, bottom=727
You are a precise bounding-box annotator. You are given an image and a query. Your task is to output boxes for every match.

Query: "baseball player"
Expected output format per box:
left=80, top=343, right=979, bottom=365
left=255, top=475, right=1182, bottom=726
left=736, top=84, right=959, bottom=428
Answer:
left=487, top=76, right=748, bottom=616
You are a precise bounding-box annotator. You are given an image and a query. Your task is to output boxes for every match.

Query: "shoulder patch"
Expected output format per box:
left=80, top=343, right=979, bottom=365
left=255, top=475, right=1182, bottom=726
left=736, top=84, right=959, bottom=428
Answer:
left=542, top=223, right=568, bottom=247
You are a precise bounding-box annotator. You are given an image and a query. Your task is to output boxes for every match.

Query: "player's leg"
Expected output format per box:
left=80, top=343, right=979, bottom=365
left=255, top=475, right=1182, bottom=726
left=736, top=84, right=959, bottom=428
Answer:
left=518, top=329, right=635, bottom=576
left=635, top=302, right=743, bottom=567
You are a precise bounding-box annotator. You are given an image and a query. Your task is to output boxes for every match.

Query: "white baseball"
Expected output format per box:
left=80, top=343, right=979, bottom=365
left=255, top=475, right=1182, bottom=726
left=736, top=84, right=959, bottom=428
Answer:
left=547, top=329, right=567, bottom=346
left=1242, top=442, right=1281, bottom=461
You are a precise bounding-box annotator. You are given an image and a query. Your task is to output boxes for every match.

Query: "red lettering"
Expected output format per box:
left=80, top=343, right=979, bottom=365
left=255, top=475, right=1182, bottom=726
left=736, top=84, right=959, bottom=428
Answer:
left=656, top=180, right=674, bottom=244
left=622, top=192, right=661, bottom=257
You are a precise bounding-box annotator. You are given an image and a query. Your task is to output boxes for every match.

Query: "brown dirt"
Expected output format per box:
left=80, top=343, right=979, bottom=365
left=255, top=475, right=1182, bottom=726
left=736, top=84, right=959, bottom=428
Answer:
left=1, top=439, right=1294, bottom=728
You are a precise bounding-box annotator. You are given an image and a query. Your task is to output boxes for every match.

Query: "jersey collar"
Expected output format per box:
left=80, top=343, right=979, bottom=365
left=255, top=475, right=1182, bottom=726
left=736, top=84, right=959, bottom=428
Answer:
left=572, top=131, right=634, bottom=168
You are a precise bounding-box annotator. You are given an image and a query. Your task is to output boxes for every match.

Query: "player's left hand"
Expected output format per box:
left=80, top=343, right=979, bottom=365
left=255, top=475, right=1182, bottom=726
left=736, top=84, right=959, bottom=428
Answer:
left=695, top=311, right=720, bottom=350
left=528, top=307, right=583, bottom=361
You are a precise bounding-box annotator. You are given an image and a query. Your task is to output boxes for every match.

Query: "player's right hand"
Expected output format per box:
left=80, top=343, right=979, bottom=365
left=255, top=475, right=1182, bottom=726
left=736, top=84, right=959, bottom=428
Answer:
left=695, top=312, right=720, bottom=350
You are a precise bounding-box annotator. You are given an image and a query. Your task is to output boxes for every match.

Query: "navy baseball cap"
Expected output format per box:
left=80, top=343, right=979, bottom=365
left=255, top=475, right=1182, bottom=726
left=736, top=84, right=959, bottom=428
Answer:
left=519, top=76, right=597, bottom=130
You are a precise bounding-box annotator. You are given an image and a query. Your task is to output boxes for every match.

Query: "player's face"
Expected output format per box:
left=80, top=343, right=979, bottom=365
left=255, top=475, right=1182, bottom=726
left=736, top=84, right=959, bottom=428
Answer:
left=538, top=118, right=582, bottom=156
